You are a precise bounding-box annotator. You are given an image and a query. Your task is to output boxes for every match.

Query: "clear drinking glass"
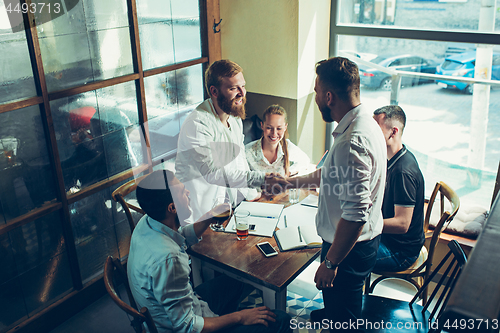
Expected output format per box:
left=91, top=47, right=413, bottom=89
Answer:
left=210, top=196, right=232, bottom=232
left=235, top=209, right=250, bottom=240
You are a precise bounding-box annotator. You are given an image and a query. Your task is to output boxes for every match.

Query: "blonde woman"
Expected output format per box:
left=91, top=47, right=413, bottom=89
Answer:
left=245, top=104, right=311, bottom=177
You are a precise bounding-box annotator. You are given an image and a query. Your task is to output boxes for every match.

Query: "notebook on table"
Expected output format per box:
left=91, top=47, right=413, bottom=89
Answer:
left=274, top=225, right=322, bottom=251
left=225, top=201, right=284, bottom=238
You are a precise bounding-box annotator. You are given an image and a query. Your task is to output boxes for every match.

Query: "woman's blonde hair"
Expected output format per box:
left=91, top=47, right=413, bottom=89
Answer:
left=262, top=104, right=290, bottom=176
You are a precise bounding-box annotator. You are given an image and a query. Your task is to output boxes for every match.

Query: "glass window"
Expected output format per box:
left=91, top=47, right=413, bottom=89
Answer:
left=139, top=22, right=175, bottom=70
left=339, top=0, right=500, bottom=32
left=36, top=0, right=133, bottom=92
left=138, top=0, right=201, bottom=69
left=51, top=82, right=143, bottom=191
left=0, top=106, right=57, bottom=223
left=70, top=188, right=118, bottom=284
left=0, top=211, right=72, bottom=325
left=339, top=35, right=498, bottom=207
left=145, top=64, right=204, bottom=159
left=0, top=29, right=37, bottom=104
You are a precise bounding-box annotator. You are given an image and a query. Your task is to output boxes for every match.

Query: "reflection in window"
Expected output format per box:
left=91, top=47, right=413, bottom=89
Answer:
left=0, top=30, right=37, bottom=104
left=70, top=188, right=121, bottom=284
left=145, top=64, right=204, bottom=159
left=50, top=82, right=143, bottom=192
left=36, top=0, right=133, bottom=92
left=0, top=106, right=57, bottom=223
left=0, top=211, right=72, bottom=325
left=339, top=35, right=498, bottom=207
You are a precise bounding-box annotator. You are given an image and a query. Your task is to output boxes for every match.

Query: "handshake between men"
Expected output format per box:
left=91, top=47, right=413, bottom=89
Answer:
left=262, top=173, right=293, bottom=195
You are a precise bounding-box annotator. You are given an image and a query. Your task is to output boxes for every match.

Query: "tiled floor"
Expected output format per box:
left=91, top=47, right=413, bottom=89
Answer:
left=50, top=257, right=435, bottom=333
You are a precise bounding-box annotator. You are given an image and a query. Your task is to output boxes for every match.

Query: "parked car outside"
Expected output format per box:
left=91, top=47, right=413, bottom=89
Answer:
left=435, top=51, right=500, bottom=94
left=359, top=54, right=438, bottom=90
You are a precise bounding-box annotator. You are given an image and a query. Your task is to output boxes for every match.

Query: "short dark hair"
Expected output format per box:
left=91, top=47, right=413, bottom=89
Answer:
left=315, top=57, right=360, bottom=102
left=136, top=170, right=175, bottom=221
left=205, top=59, right=243, bottom=96
left=373, top=105, right=406, bottom=131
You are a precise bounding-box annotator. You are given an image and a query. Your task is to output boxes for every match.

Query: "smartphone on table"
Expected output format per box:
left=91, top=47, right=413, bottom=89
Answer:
left=256, top=242, right=278, bottom=257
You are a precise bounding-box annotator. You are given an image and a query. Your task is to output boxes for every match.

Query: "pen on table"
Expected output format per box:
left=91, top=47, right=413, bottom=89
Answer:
left=284, top=215, right=288, bottom=228
left=297, top=226, right=303, bottom=242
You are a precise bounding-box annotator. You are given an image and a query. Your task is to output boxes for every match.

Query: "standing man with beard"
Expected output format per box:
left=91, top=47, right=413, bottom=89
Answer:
left=267, top=57, right=387, bottom=329
left=176, top=60, right=269, bottom=224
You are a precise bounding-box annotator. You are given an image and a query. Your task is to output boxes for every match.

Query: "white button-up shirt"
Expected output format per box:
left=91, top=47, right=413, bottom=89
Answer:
left=316, top=104, right=387, bottom=243
left=175, top=99, right=264, bottom=224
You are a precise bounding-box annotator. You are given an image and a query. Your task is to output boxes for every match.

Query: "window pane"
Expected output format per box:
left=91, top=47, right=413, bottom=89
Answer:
left=0, top=277, right=26, bottom=328
left=50, top=92, right=107, bottom=192
left=139, top=21, right=175, bottom=70
left=339, top=0, right=500, bottom=32
left=339, top=35, right=498, bottom=206
left=0, top=211, right=72, bottom=326
left=137, top=0, right=172, bottom=25
left=145, top=69, right=179, bottom=158
left=144, top=71, right=178, bottom=119
left=37, top=2, right=133, bottom=92
left=83, top=0, right=129, bottom=31
left=171, top=0, right=201, bottom=62
left=176, top=64, right=204, bottom=111
left=51, top=84, right=142, bottom=191
left=171, top=0, right=199, bottom=19
left=0, top=105, right=57, bottom=222
left=14, top=212, right=72, bottom=313
left=172, top=18, right=201, bottom=63
left=0, top=31, right=37, bottom=104
left=70, top=188, right=119, bottom=284
left=145, top=65, right=204, bottom=159
left=39, top=32, right=94, bottom=92
left=87, top=28, right=134, bottom=81
left=35, top=0, right=87, bottom=38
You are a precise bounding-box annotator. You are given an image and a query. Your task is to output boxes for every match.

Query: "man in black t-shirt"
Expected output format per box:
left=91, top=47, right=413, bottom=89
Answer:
left=373, top=105, right=425, bottom=272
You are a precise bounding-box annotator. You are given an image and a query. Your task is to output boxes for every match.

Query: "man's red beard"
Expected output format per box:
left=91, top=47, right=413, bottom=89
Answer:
left=217, top=93, right=247, bottom=120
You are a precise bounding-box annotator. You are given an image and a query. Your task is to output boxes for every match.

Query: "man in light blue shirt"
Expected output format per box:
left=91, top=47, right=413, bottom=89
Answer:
left=127, top=170, right=292, bottom=333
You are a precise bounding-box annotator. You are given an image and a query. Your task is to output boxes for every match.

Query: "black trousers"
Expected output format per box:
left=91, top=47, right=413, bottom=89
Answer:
left=321, top=235, right=381, bottom=331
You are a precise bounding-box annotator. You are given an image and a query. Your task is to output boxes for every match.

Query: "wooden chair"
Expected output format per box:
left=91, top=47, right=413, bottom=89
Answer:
left=103, top=256, right=158, bottom=333
left=365, top=181, right=460, bottom=306
left=112, top=175, right=148, bottom=233
left=361, top=240, right=468, bottom=333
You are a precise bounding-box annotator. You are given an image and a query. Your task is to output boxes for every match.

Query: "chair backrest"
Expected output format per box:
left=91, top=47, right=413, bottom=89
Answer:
left=103, top=256, right=158, bottom=333
left=423, top=181, right=460, bottom=276
left=410, top=240, right=468, bottom=327
left=112, top=175, right=148, bottom=233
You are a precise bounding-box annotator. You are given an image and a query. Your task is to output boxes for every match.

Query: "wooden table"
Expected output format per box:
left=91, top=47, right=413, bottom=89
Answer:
left=187, top=189, right=321, bottom=311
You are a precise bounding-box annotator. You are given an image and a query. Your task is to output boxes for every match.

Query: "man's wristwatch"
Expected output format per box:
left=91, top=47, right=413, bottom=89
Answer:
left=324, top=258, right=339, bottom=270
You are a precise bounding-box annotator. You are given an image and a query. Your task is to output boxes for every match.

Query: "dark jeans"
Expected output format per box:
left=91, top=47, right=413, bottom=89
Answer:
left=373, top=241, right=419, bottom=272
left=321, top=235, right=380, bottom=331
left=195, top=275, right=292, bottom=333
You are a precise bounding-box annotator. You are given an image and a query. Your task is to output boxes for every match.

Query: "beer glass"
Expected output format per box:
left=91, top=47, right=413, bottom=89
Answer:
left=210, top=196, right=231, bottom=232
left=235, top=209, right=250, bottom=240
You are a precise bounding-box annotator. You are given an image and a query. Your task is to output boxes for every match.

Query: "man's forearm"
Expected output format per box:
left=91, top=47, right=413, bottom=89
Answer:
left=382, top=206, right=414, bottom=234
left=325, top=218, right=364, bottom=265
left=202, top=312, right=241, bottom=333
left=289, top=169, right=321, bottom=189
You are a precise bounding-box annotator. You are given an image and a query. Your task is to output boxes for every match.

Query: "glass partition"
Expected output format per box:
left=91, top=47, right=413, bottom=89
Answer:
left=338, top=35, right=498, bottom=207
left=338, top=0, right=500, bottom=32
left=0, top=105, right=57, bottom=223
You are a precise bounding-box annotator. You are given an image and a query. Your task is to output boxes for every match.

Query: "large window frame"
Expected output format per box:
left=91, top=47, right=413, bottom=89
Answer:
left=0, top=0, right=220, bottom=331
left=328, top=0, right=500, bottom=204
